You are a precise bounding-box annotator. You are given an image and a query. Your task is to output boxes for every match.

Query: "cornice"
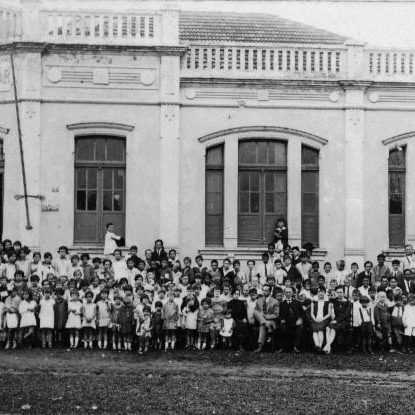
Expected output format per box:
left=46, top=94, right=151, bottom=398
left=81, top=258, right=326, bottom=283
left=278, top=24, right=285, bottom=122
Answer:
left=198, top=126, right=328, bottom=145
left=66, top=122, right=135, bottom=132
left=382, top=131, right=415, bottom=146
left=0, top=42, right=188, bottom=55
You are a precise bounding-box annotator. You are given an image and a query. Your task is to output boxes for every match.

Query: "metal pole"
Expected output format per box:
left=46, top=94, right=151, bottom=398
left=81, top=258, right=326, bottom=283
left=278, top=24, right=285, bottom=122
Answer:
left=10, top=52, right=32, bottom=230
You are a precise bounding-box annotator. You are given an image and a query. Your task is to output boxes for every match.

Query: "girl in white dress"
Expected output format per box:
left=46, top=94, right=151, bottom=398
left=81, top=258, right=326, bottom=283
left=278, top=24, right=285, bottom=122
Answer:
left=18, top=290, right=37, bottom=347
left=82, top=291, right=96, bottom=349
left=66, top=290, right=83, bottom=349
left=220, top=310, right=235, bottom=349
left=183, top=297, right=199, bottom=349
left=4, top=287, right=21, bottom=349
left=96, top=290, right=111, bottom=349
left=39, top=289, right=55, bottom=348
left=403, top=294, right=415, bottom=352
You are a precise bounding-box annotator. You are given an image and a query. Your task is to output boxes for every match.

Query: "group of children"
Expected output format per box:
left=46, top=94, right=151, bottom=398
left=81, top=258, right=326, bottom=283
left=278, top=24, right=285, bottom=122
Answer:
left=2, top=225, right=415, bottom=355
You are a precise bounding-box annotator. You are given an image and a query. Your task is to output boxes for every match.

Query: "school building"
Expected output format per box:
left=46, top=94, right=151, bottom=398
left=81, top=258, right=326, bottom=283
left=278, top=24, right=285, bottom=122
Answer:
left=0, top=0, right=414, bottom=265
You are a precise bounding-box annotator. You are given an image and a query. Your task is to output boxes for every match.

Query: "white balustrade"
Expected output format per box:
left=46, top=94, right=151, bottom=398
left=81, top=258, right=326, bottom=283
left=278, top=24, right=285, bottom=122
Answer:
left=365, top=49, right=415, bottom=80
left=181, top=46, right=347, bottom=78
left=0, top=7, right=22, bottom=41
left=42, top=11, right=162, bottom=44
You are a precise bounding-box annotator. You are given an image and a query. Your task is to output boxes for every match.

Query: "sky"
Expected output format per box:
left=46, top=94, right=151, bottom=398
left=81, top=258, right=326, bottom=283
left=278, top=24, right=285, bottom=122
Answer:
left=176, top=1, right=415, bottom=47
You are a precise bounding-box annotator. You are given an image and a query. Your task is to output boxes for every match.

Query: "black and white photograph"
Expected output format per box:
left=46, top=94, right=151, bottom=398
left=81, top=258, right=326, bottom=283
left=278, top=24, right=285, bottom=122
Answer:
left=1, top=0, right=415, bottom=413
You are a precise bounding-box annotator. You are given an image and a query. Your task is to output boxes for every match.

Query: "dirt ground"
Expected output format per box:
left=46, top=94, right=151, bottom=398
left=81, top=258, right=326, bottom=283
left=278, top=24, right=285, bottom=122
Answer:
left=1, top=349, right=415, bottom=414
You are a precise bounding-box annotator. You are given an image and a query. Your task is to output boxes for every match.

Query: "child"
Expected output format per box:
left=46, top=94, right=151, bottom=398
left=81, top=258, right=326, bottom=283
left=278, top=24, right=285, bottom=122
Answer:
left=54, top=288, right=68, bottom=347
left=54, top=246, right=71, bottom=278
left=66, top=290, right=82, bottom=349
left=210, top=287, right=226, bottom=349
left=163, top=292, right=179, bottom=351
left=81, top=291, right=96, bottom=349
left=18, top=290, right=37, bottom=348
left=220, top=309, right=234, bottom=349
left=136, top=306, right=152, bottom=354
left=80, top=254, right=94, bottom=284
left=39, top=252, right=55, bottom=282
left=69, top=255, right=83, bottom=280
left=17, top=247, right=31, bottom=280
left=2, top=250, right=18, bottom=282
left=96, top=289, right=112, bottom=349
left=403, top=294, right=415, bottom=353
left=104, top=222, right=121, bottom=257
left=334, top=260, right=348, bottom=286
left=197, top=297, right=213, bottom=350
left=391, top=294, right=404, bottom=352
left=244, top=260, right=257, bottom=284
left=29, top=251, right=42, bottom=276
left=274, top=217, right=288, bottom=251
left=110, top=295, right=124, bottom=350
left=273, top=259, right=287, bottom=286
left=183, top=295, right=199, bottom=349
left=296, top=253, right=312, bottom=282
left=119, top=292, right=135, bottom=351
left=39, top=288, right=55, bottom=348
left=359, top=296, right=375, bottom=354
left=4, top=287, right=21, bottom=349
left=374, top=291, right=394, bottom=352
left=310, top=286, right=332, bottom=352
left=151, top=301, right=164, bottom=350
left=113, top=249, right=128, bottom=282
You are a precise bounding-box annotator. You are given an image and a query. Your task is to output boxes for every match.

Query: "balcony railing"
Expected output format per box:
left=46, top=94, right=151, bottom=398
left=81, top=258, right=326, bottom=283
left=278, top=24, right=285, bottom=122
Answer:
left=0, top=7, right=22, bottom=41
left=181, top=45, right=348, bottom=79
left=42, top=11, right=162, bottom=44
left=364, top=49, right=415, bottom=81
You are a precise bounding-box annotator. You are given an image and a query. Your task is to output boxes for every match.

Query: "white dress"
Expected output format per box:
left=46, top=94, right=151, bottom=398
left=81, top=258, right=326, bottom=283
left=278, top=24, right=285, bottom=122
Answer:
left=403, top=304, right=415, bottom=336
left=39, top=298, right=56, bottom=329
left=220, top=317, right=234, bottom=337
left=104, top=231, right=120, bottom=256
left=184, top=309, right=198, bottom=330
left=66, top=300, right=82, bottom=329
left=19, top=300, right=37, bottom=328
left=97, top=300, right=111, bottom=327
left=82, top=302, right=96, bottom=328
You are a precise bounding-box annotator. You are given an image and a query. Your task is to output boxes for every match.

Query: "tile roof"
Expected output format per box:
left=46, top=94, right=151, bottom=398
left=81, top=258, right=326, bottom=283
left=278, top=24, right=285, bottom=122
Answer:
left=179, top=11, right=347, bottom=45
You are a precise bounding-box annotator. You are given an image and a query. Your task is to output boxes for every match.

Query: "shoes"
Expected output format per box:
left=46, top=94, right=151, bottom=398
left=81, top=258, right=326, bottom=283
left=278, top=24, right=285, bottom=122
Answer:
left=293, top=347, right=300, bottom=353
left=254, top=347, right=262, bottom=353
left=274, top=348, right=283, bottom=354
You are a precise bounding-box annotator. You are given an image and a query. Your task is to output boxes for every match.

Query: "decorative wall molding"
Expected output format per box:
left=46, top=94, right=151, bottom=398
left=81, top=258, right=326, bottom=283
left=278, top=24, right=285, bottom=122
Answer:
left=382, top=131, right=415, bottom=146
left=44, top=65, right=158, bottom=90
left=183, top=88, right=338, bottom=103
left=197, top=126, right=329, bottom=146
left=344, top=248, right=365, bottom=256
left=66, top=122, right=135, bottom=132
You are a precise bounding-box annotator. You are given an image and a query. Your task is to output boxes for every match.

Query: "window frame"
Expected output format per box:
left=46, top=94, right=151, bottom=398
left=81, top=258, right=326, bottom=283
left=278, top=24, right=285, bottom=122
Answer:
left=205, top=144, right=224, bottom=246
left=301, top=145, right=320, bottom=248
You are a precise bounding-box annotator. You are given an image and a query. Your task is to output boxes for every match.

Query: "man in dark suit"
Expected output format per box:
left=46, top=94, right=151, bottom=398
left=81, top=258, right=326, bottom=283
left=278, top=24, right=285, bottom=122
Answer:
left=356, top=261, right=374, bottom=287
left=151, top=239, right=168, bottom=267
left=279, top=287, right=304, bottom=352
left=283, top=255, right=302, bottom=284
left=399, top=269, right=415, bottom=295
left=253, top=284, right=279, bottom=352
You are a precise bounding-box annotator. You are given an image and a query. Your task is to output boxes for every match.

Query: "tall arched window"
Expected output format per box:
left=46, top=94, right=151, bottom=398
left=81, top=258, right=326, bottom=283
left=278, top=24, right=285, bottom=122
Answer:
left=301, top=145, right=319, bottom=247
left=389, top=146, right=406, bottom=247
left=238, top=140, right=287, bottom=245
left=74, top=136, right=126, bottom=244
left=205, top=145, right=224, bottom=246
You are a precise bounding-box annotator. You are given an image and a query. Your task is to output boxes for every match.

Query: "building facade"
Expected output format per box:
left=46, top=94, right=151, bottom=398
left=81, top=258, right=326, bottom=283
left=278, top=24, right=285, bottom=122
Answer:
left=1, top=0, right=415, bottom=265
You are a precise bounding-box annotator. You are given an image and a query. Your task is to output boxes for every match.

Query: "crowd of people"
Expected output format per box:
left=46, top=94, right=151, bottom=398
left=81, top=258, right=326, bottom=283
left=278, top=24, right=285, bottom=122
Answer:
left=1, top=220, right=415, bottom=356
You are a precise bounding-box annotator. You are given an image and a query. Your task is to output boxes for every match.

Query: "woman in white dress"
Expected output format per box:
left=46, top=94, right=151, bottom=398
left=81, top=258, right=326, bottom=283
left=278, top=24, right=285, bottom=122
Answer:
left=18, top=290, right=37, bottom=347
left=4, top=287, right=21, bottom=349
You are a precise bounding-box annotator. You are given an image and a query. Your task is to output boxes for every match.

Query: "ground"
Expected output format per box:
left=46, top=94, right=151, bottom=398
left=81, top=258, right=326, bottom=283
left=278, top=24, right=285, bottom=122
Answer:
left=1, top=350, right=415, bottom=414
